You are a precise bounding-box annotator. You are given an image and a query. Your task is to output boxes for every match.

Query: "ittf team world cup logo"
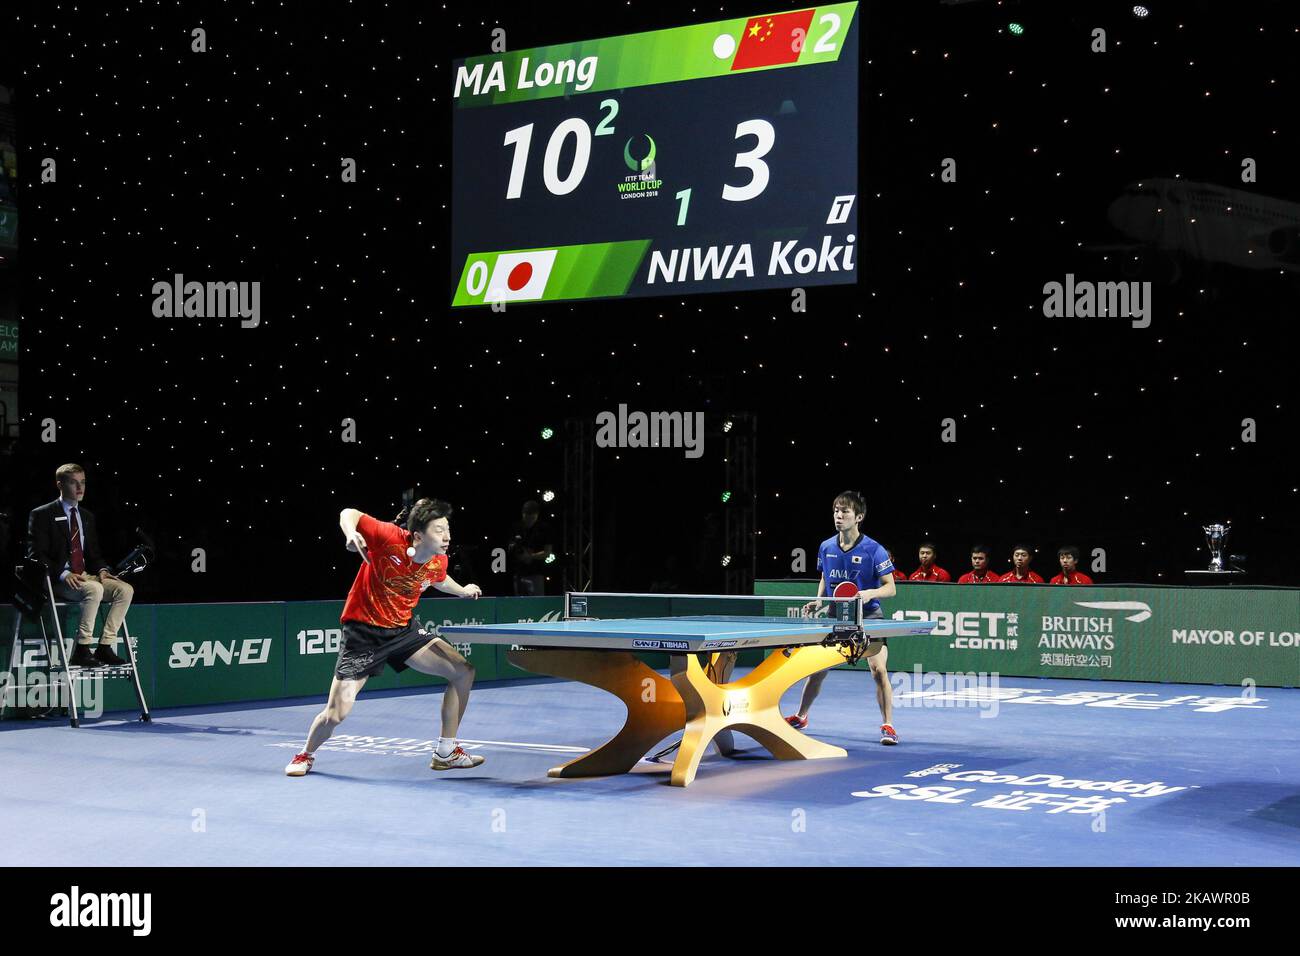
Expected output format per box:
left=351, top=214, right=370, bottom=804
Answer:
left=623, top=133, right=657, bottom=173
left=617, top=132, right=663, bottom=199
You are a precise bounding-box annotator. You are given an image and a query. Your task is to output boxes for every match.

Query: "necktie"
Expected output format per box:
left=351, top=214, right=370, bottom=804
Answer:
left=68, top=508, right=85, bottom=574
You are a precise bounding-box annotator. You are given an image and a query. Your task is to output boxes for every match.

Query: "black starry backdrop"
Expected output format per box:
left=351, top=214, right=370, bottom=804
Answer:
left=4, top=0, right=1297, bottom=601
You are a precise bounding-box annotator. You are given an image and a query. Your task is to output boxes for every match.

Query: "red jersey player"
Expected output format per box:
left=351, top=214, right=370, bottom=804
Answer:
left=908, top=541, right=951, bottom=582
left=286, top=498, right=484, bottom=776
left=1051, top=545, right=1095, bottom=585
left=999, top=545, right=1044, bottom=584
left=957, top=545, right=999, bottom=583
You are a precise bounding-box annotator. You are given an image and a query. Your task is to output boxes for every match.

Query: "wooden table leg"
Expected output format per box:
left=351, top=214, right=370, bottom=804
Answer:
left=506, top=649, right=685, bottom=778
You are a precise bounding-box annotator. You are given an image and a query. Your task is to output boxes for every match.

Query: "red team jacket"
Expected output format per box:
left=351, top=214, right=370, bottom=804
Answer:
left=999, top=570, right=1044, bottom=584
left=1050, top=571, right=1094, bottom=585
left=909, top=565, right=952, bottom=582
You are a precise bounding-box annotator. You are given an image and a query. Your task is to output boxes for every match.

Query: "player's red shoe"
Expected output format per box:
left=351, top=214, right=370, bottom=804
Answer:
left=285, top=752, right=315, bottom=776
left=786, top=714, right=809, bottom=730
left=879, top=724, right=899, bottom=745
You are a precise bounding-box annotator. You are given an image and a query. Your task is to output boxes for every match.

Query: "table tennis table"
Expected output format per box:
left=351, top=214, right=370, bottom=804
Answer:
left=440, top=593, right=936, bottom=786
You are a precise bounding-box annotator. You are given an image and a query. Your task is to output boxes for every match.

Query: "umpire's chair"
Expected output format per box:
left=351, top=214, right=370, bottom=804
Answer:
left=2, top=555, right=152, bottom=727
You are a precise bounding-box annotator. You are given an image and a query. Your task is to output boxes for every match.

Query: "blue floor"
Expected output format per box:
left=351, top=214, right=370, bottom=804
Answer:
left=3, top=671, right=1298, bottom=866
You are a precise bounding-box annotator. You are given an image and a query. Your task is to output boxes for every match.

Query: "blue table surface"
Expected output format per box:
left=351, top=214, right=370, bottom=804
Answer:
left=440, top=616, right=864, bottom=641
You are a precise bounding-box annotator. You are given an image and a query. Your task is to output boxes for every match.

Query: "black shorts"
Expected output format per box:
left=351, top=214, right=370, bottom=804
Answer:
left=334, top=620, right=435, bottom=681
left=865, top=608, right=886, bottom=644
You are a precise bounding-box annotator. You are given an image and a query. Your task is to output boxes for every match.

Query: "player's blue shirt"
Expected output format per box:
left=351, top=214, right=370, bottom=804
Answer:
left=817, top=532, right=896, bottom=614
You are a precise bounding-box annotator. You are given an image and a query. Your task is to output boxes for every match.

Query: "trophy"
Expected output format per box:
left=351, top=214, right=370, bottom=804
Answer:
left=1202, top=522, right=1231, bottom=573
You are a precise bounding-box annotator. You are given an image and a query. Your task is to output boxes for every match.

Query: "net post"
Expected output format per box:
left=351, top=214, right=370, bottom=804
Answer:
left=564, top=591, right=571, bottom=620
left=855, top=594, right=863, bottom=628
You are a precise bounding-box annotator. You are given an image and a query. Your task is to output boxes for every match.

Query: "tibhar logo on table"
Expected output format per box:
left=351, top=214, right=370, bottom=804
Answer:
left=596, top=405, right=704, bottom=459
left=632, top=639, right=690, bottom=650
left=50, top=886, right=151, bottom=937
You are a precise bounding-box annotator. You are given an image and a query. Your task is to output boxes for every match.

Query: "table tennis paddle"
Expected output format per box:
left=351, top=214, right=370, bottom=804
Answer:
left=832, top=581, right=859, bottom=622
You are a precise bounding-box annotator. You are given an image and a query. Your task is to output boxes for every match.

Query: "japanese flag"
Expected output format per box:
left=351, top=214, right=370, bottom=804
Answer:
left=486, top=250, right=558, bottom=303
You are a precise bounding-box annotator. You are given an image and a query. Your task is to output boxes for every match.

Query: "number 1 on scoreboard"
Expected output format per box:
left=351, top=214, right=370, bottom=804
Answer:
left=675, top=188, right=691, bottom=226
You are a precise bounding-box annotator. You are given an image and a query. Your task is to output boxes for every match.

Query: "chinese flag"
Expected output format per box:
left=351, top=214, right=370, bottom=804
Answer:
left=730, top=9, right=816, bottom=71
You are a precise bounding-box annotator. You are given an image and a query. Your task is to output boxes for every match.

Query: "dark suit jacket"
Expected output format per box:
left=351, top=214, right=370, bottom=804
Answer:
left=27, top=499, right=109, bottom=579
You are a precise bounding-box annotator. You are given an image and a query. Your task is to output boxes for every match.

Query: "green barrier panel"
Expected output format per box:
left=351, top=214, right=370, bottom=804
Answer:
left=494, top=596, right=566, bottom=679
left=153, top=603, right=287, bottom=707
left=94, top=604, right=155, bottom=715
left=402, top=596, right=501, bottom=687
left=283, top=601, right=350, bottom=698
left=0, top=602, right=155, bottom=718
left=39, top=581, right=1278, bottom=720
left=756, top=580, right=1300, bottom=687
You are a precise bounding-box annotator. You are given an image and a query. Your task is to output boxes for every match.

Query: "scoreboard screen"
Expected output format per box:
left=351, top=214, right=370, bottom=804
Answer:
left=450, top=4, right=859, bottom=307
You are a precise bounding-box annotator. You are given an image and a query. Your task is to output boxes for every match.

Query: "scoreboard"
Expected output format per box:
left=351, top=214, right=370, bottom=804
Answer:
left=450, top=4, right=859, bottom=307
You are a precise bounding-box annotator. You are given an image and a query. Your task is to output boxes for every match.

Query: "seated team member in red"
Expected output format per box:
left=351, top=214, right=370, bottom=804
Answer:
left=957, top=545, right=999, bottom=583
left=27, top=463, right=133, bottom=668
left=285, top=498, right=484, bottom=777
left=908, top=541, right=951, bottom=582
left=785, top=490, right=902, bottom=745
left=1051, top=545, right=1094, bottom=585
left=888, top=551, right=906, bottom=580
left=999, top=545, right=1044, bottom=584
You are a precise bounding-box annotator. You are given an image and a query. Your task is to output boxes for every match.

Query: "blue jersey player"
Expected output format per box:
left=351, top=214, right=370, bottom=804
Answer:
left=787, top=490, right=902, bottom=744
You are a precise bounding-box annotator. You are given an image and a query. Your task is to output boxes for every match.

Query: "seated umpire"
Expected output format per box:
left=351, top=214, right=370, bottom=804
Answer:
left=27, top=463, right=132, bottom=668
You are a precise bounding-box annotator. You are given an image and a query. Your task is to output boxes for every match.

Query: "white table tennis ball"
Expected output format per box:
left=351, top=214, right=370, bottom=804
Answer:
left=407, top=546, right=416, bottom=558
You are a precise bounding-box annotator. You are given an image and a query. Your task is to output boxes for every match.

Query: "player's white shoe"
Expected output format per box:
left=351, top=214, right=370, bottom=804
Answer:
left=430, top=746, right=485, bottom=770
left=285, top=752, right=315, bottom=776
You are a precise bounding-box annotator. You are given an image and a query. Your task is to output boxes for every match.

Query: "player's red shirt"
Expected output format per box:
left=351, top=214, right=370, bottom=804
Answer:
left=1051, top=571, right=1094, bottom=585
left=341, top=513, right=448, bottom=629
left=958, top=570, right=1000, bottom=584
left=999, top=570, right=1044, bottom=584
left=909, top=565, right=952, bottom=582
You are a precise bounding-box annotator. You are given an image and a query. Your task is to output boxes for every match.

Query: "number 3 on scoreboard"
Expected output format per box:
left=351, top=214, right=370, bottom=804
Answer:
left=722, top=119, right=774, bottom=203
